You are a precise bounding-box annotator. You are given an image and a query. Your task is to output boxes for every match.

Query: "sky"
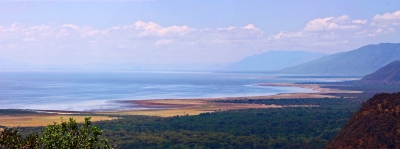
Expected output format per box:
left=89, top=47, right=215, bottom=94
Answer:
left=0, top=0, right=400, bottom=65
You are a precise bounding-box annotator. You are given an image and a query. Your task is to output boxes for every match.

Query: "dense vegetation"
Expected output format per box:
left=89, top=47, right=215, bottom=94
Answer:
left=0, top=117, right=111, bottom=149
left=213, top=98, right=364, bottom=108
left=325, top=92, right=400, bottom=149
left=89, top=98, right=364, bottom=149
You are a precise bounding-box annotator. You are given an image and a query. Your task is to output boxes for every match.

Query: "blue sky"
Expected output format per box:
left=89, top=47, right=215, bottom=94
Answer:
left=0, top=0, right=400, bottom=65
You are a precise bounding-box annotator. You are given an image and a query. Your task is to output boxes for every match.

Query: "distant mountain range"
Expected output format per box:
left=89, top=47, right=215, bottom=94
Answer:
left=279, top=43, right=400, bottom=75
left=227, top=50, right=325, bottom=71
left=325, top=92, right=400, bottom=148
left=358, top=60, right=400, bottom=85
left=2, top=43, right=400, bottom=74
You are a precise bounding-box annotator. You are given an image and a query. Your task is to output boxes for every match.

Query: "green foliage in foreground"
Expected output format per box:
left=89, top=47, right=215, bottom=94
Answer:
left=0, top=128, right=39, bottom=149
left=0, top=117, right=111, bottom=149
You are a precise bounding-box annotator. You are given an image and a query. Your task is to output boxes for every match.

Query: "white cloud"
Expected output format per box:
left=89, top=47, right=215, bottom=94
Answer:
left=304, top=15, right=360, bottom=31
left=61, top=24, right=79, bottom=30
left=270, top=31, right=303, bottom=40
left=57, top=28, right=71, bottom=37
left=4, top=22, right=23, bottom=32
left=82, top=30, right=100, bottom=37
left=1, top=10, right=400, bottom=65
left=373, top=10, right=400, bottom=22
left=304, top=17, right=333, bottom=31
left=0, top=21, right=270, bottom=64
left=155, top=39, right=172, bottom=45
left=352, top=20, right=368, bottom=24
left=352, top=27, right=397, bottom=38
left=332, top=15, right=350, bottom=22
left=267, top=12, right=400, bottom=52
left=134, top=21, right=194, bottom=37
left=217, top=26, right=235, bottom=31
left=30, top=25, right=51, bottom=32
left=23, top=37, right=36, bottom=42
left=243, top=24, right=259, bottom=30
left=372, top=10, right=400, bottom=27
left=374, top=27, right=396, bottom=35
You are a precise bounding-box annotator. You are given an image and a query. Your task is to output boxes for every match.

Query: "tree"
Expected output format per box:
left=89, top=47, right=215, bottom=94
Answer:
left=0, top=117, right=112, bottom=149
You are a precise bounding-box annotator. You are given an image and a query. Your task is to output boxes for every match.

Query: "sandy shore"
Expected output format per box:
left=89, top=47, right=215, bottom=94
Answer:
left=101, top=100, right=282, bottom=117
left=0, top=115, right=115, bottom=127
left=0, top=83, right=361, bottom=127
left=99, top=83, right=361, bottom=116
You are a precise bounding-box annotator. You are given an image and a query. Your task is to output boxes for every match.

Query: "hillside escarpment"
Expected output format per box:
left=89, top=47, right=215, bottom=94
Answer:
left=359, top=60, right=400, bottom=85
left=325, top=92, right=400, bottom=149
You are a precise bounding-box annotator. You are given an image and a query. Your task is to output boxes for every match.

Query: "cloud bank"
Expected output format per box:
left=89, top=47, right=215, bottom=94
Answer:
left=0, top=10, right=399, bottom=65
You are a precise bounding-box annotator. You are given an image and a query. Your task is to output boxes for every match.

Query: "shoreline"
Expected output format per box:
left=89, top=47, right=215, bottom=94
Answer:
left=0, top=83, right=362, bottom=127
left=116, top=82, right=361, bottom=109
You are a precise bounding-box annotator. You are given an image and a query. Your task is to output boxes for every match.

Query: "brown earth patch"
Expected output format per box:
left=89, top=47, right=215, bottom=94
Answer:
left=0, top=115, right=114, bottom=127
left=101, top=100, right=281, bottom=117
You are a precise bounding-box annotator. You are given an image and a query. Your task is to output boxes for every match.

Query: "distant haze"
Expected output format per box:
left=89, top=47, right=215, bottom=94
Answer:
left=227, top=50, right=325, bottom=71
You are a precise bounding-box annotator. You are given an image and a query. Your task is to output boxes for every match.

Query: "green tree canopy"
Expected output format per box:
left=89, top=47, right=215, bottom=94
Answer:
left=0, top=117, right=112, bottom=149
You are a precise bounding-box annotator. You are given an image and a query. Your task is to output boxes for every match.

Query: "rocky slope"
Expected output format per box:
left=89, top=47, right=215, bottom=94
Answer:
left=325, top=92, right=400, bottom=149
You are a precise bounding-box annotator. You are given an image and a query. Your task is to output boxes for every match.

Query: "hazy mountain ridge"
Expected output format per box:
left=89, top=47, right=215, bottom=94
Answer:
left=2, top=43, right=400, bottom=73
left=325, top=92, right=400, bottom=149
left=0, top=57, right=38, bottom=70
left=227, top=50, right=326, bottom=71
left=358, top=60, right=400, bottom=85
left=279, top=43, right=400, bottom=75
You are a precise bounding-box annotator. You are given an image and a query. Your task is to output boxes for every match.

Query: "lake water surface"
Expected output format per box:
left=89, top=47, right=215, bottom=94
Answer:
left=0, top=71, right=351, bottom=111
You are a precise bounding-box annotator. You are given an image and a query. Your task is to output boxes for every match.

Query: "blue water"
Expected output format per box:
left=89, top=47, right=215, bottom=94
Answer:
left=0, top=71, right=345, bottom=111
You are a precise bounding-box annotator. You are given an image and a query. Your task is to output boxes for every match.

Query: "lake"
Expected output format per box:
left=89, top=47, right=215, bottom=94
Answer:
left=0, top=71, right=353, bottom=111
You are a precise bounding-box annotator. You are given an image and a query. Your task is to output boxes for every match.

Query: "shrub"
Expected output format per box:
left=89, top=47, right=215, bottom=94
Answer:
left=0, top=117, right=112, bottom=149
